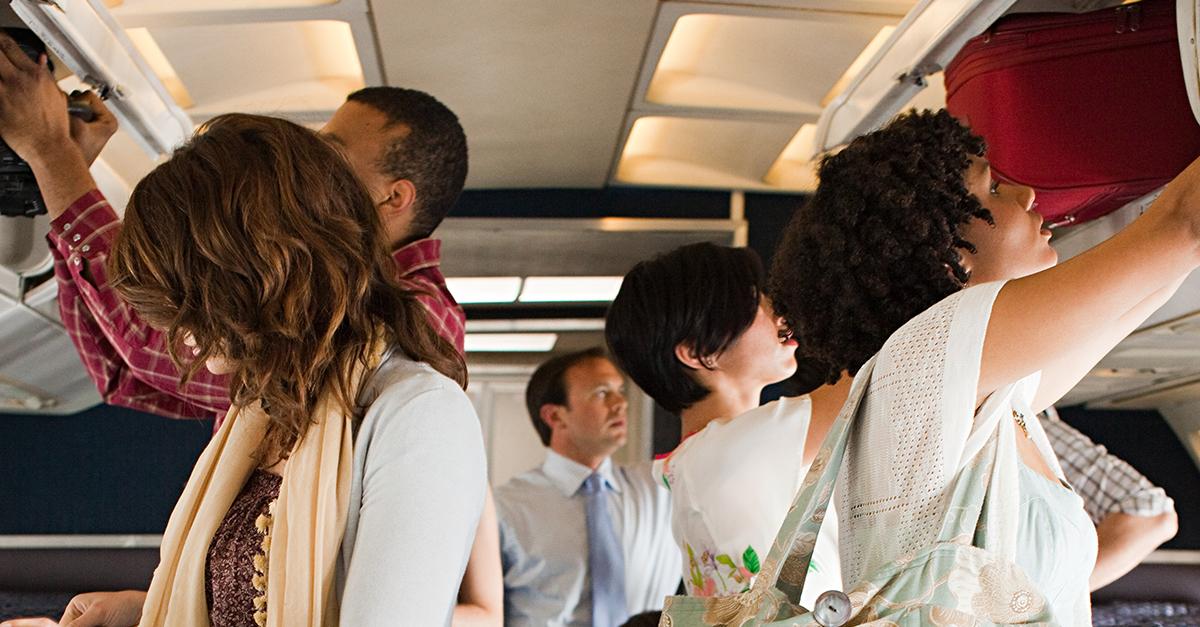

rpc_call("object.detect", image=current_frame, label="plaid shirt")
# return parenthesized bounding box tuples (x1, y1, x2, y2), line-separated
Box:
(1043, 408, 1175, 524)
(47, 189, 465, 423)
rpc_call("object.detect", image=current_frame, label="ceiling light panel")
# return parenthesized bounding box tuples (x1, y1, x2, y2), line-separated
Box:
(764, 123, 818, 188)
(617, 116, 802, 190)
(519, 277, 624, 303)
(465, 333, 559, 353)
(445, 277, 523, 304)
(640, 5, 899, 116)
(128, 20, 364, 122)
(110, 0, 337, 12)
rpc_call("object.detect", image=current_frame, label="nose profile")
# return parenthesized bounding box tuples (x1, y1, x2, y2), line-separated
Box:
(1019, 183, 1037, 213)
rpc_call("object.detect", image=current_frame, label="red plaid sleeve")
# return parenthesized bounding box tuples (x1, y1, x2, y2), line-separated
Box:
(47, 190, 231, 421)
(392, 239, 466, 355)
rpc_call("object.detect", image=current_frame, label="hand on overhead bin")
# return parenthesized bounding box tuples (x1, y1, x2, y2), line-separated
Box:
(0, 33, 75, 165)
(68, 90, 118, 166)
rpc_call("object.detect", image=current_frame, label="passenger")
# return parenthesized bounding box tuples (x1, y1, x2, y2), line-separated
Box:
(25, 85, 467, 422)
(1042, 407, 1178, 589)
(604, 242, 846, 607)
(495, 348, 678, 626)
(0, 34, 501, 627)
(28, 114, 483, 625)
(768, 109, 1200, 625)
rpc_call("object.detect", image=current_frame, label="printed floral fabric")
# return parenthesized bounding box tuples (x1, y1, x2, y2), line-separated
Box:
(685, 542, 763, 596)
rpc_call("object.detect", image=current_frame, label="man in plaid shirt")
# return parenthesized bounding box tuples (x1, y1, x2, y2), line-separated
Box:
(1044, 408, 1178, 590)
(12, 79, 466, 423)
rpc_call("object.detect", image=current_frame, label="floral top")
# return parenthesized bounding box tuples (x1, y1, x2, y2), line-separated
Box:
(651, 396, 841, 608)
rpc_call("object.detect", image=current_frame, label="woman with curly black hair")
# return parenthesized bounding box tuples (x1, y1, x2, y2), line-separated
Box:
(768, 109, 1200, 625)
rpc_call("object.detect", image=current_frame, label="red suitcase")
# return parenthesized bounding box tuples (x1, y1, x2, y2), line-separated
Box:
(944, 0, 1200, 227)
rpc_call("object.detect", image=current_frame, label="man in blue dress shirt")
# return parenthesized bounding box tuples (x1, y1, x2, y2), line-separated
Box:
(496, 347, 679, 626)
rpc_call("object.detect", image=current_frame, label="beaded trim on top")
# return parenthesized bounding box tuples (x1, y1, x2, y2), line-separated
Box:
(251, 499, 277, 627)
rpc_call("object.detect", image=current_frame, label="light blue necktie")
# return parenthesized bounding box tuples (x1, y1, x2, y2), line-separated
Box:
(581, 472, 628, 627)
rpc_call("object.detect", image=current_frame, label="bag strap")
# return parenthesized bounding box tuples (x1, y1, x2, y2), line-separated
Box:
(749, 357, 877, 608)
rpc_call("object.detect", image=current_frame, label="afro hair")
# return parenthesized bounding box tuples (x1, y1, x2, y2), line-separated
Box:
(768, 109, 993, 383)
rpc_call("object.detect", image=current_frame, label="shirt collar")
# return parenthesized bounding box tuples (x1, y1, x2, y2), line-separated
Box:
(390, 238, 443, 278)
(541, 449, 621, 498)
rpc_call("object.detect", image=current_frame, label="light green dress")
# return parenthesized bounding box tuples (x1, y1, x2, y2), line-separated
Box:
(1016, 464, 1098, 627)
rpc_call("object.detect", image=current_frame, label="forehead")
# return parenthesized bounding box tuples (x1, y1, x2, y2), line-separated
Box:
(965, 155, 991, 182)
(563, 357, 623, 392)
(320, 102, 409, 152)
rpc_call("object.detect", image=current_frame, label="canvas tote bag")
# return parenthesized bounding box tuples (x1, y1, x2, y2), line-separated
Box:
(658, 357, 1060, 627)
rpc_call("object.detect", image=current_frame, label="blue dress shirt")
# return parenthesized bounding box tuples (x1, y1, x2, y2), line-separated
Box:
(496, 450, 680, 626)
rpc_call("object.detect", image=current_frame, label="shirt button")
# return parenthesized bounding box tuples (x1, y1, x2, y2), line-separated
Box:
(81, 244, 91, 253)
(62, 222, 71, 231)
(813, 590, 852, 627)
(72, 233, 82, 243)
(73, 258, 81, 266)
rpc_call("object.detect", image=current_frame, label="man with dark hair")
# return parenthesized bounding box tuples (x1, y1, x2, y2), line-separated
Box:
(0, 58, 468, 419)
(495, 348, 678, 627)
(325, 86, 468, 247)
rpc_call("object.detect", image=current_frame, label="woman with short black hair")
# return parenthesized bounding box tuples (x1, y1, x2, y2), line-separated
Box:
(605, 242, 849, 607)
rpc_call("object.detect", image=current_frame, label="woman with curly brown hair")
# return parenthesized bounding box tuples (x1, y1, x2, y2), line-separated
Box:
(39, 113, 486, 627)
(769, 109, 1200, 625)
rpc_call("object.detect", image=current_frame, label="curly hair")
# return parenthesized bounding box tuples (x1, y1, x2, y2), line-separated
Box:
(768, 109, 992, 383)
(109, 114, 466, 460)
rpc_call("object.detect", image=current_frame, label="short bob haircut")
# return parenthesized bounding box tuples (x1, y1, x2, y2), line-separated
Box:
(605, 242, 764, 415)
(524, 347, 608, 446)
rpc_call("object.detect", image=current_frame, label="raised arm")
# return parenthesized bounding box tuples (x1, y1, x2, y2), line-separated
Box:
(0, 35, 230, 419)
(979, 156, 1200, 409)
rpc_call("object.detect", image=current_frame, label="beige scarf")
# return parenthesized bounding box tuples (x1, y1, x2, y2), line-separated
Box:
(138, 357, 377, 627)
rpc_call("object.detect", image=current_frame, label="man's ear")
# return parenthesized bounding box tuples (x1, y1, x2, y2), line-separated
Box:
(539, 403, 565, 432)
(378, 178, 418, 246)
(379, 178, 417, 218)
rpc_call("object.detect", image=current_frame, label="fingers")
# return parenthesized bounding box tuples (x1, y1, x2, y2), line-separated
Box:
(0, 33, 40, 81)
(59, 606, 105, 627)
(0, 618, 59, 627)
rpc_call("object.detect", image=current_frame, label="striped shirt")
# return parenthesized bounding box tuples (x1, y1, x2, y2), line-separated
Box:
(47, 189, 464, 425)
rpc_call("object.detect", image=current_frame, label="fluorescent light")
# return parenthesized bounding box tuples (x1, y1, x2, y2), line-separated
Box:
(466, 319, 607, 332)
(519, 277, 624, 303)
(820, 26, 896, 108)
(445, 277, 522, 304)
(464, 333, 558, 353)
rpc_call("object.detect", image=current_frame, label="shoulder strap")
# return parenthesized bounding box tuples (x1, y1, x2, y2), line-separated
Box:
(751, 357, 876, 606)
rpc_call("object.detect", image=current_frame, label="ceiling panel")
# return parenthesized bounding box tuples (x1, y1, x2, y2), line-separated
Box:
(141, 20, 364, 118)
(437, 217, 742, 278)
(642, 8, 899, 116)
(616, 116, 801, 190)
(368, 0, 659, 189)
